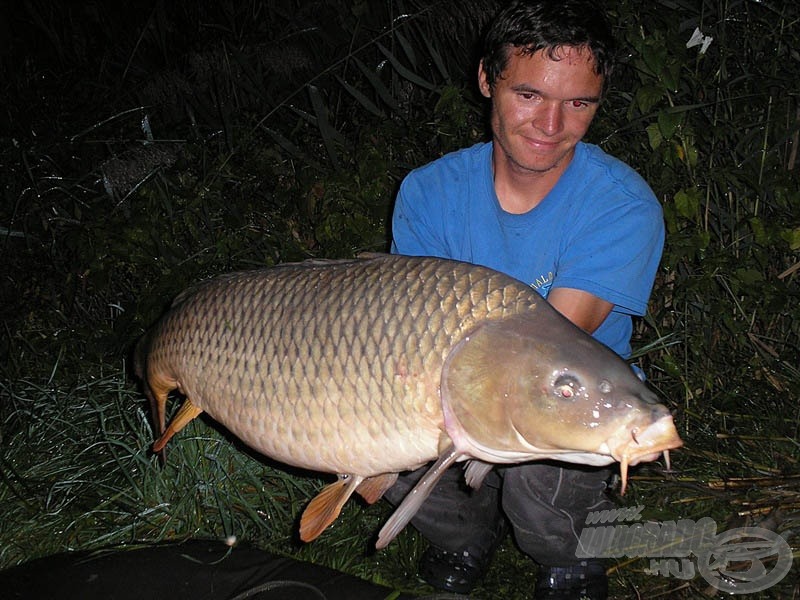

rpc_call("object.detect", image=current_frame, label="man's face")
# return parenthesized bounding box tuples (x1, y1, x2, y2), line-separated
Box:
(479, 45, 603, 177)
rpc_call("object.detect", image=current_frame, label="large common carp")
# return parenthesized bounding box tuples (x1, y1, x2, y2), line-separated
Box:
(135, 254, 682, 548)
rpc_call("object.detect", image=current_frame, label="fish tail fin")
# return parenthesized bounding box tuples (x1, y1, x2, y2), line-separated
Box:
(142, 382, 166, 461)
(299, 475, 363, 542)
(134, 334, 162, 446)
(134, 333, 174, 460)
(152, 397, 203, 453)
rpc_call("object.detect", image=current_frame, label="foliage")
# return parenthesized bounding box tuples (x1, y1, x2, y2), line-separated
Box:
(1, 0, 798, 598)
(602, 0, 800, 426)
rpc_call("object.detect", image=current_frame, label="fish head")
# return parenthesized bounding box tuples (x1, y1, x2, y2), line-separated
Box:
(441, 311, 682, 489)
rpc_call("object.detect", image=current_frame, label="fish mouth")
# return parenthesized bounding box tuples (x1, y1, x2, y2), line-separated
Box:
(609, 415, 683, 495)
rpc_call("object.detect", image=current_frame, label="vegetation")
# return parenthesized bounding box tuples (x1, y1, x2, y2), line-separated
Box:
(1, 0, 798, 598)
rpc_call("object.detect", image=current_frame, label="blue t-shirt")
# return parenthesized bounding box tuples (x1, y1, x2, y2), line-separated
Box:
(390, 141, 664, 358)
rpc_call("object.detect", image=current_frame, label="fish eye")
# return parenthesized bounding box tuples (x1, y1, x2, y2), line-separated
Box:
(599, 380, 612, 394)
(553, 374, 580, 400)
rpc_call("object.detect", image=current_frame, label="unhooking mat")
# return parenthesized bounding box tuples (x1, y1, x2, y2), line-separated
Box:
(0, 539, 426, 600)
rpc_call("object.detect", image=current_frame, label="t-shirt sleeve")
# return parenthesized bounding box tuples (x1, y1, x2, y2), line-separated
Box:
(552, 187, 665, 316)
(390, 171, 450, 257)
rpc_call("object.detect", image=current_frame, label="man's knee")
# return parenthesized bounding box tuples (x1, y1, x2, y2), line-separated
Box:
(501, 462, 615, 565)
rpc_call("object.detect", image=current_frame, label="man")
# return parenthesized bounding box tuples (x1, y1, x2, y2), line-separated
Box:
(385, 1, 664, 599)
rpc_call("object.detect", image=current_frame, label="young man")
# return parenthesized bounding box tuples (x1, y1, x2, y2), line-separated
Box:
(385, 1, 664, 599)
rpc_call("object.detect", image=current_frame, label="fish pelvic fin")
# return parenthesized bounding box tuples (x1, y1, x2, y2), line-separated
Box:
(375, 444, 461, 550)
(464, 460, 494, 490)
(300, 474, 363, 542)
(356, 473, 399, 505)
(152, 398, 203, 454)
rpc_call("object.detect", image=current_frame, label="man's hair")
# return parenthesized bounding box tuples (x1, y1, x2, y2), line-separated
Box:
(481, 0, 617, 96)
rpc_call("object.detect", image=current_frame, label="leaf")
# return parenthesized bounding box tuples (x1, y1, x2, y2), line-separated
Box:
(394, 31, 418, 69)
(674, 188, 700, 220)
(335, 75, 384, 117)
(308, 84, 342, 170)
(421, 33, 450, 83)
(749, 217, 768, 246)
(646, 122, 663, 150)
(260, 126, 324, 172)
(353, 57, 400, 110)
(662, 202, 678, 234)
(734, 268, 764, 287)
(657, 109, 683, 140)
(642, 41, 667, 77)
(377, 42, 436, 91)
(780, 227, 800, 250)
(662, 62, 682, 93)
(681, 140, 698, 168)
(636, 85, 665, 114)
(660, 354, 682, 379)
(695, 230, 710, 251)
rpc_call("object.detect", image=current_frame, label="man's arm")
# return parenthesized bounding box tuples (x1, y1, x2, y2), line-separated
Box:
(547, 287, 613, 334)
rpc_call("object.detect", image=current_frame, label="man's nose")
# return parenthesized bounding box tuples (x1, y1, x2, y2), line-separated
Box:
(536, 102, 564, 135)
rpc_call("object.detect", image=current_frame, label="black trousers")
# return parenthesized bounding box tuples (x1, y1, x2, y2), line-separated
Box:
(384, 460, 614, 567)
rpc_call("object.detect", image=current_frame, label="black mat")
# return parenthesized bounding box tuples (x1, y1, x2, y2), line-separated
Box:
(0, 539, 422, 600)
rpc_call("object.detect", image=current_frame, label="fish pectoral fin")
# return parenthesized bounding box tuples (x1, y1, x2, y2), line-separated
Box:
(299, 474, 363, 542)
(356, 473, 399, 505)
(152, 398, 203, 453)
(375, 444, 461, 550)
(464, 460, 494, 490)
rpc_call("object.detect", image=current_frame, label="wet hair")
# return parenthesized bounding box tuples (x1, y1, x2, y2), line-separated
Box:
(481, 0, 617, 96)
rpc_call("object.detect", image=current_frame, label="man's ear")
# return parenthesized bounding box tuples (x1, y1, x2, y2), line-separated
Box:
(478, 60, 492, 98)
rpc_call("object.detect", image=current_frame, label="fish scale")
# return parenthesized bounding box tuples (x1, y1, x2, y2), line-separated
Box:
(159, 259, 481, 471)
(136, 253, 682, 546)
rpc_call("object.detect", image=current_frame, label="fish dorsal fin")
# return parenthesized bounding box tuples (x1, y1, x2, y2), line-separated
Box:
(356, 473, 399, 504)
(375, 444, 461, 550)
(464, 460, 494, 490)
(299, 474, 363, 542)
